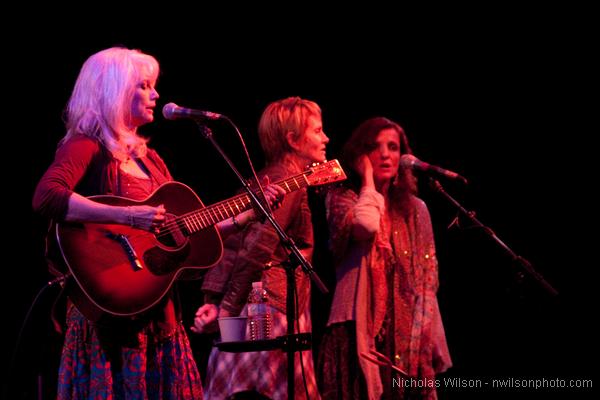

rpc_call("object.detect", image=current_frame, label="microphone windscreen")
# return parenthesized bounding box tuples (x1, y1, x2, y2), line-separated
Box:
(400, 154, 419, 168)
(162, 103, 178, 120)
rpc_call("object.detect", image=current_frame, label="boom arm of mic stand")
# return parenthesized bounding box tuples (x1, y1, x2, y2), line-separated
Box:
(428, 178, 558, 296)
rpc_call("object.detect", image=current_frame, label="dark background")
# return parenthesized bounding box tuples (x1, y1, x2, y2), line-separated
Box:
(7, 13, 594, 399)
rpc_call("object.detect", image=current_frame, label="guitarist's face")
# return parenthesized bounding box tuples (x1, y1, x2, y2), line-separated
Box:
(292, 115, 330, 165)
(130, 75, 159, 128)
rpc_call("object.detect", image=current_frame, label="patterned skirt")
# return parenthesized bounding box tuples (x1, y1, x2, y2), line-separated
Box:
(317, 322, 368, 400)
(57, 305, 203, 399)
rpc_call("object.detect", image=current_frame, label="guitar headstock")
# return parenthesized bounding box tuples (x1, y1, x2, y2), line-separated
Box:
(305, 159, 347, 186)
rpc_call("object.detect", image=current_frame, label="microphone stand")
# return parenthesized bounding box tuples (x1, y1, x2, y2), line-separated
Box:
(197, 123, 328, 399)
(428, 178, 558, 296)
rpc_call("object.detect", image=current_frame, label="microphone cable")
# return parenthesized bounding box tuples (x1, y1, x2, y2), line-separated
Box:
(3, 274, 69, 399)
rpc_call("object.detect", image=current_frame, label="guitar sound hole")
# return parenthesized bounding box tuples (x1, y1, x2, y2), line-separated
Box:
(155, 213, 188, 249)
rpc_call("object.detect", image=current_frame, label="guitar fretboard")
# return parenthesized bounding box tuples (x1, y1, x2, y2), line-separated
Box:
(177, 173, 310, 235)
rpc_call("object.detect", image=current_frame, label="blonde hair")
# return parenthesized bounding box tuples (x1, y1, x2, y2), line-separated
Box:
(62, 47, 159, 159)
(258, 96, 321, 164)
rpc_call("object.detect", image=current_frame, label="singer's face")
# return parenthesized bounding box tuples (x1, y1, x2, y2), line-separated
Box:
(293, 115, 329, 164)
(130, 76, 159, 128)
(368, 128, 401, 184)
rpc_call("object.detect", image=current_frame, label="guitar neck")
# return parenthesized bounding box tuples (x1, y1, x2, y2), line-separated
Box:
(179, 172, 310, 235)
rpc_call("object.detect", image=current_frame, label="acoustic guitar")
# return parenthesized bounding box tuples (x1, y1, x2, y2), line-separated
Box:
(52, 160, 346, 320)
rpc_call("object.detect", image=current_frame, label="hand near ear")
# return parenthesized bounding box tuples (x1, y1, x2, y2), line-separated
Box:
(355, 155, 375, 188)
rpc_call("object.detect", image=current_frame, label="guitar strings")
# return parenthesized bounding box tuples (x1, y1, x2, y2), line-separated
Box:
(152, 175, 306, 239)
(121, 172, 312, 243)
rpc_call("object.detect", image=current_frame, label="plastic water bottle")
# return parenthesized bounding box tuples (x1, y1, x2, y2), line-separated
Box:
(247, 281, 272, 340)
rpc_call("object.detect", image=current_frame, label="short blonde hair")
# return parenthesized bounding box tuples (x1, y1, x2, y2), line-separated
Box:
(258, 97, 321, 164)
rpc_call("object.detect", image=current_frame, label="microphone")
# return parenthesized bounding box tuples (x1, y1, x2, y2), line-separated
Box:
(162, 102, 223, 121)
(400, 154, 468, 184)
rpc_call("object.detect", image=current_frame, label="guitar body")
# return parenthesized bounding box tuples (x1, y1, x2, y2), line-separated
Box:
(55, 182, 223, 320)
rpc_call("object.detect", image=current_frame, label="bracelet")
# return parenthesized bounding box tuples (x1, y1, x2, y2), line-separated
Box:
(232, 215, 242, 230)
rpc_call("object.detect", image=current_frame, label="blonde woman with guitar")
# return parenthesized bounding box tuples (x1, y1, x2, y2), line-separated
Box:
(32, 47, 286, 399)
